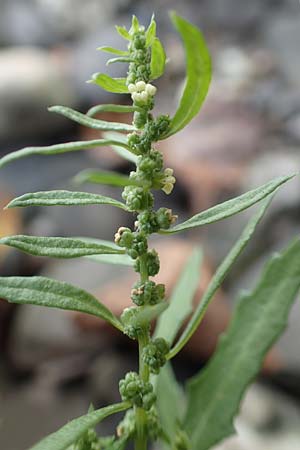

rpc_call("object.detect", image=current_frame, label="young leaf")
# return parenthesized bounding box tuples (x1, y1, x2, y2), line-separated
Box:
(162, 12, 212, 138)
(146, 15, 156, 47)
(168, 194, 274, 360)
(129, 302, 168, 327)
(73, 169, 141, 188)
(115, 25, 131, 40)
(90, 73, 129, 94)
(6, 190, 128, 210)
(49, 106, 135, 132)
(87, 104, 138, 117)
(106, 57, 134, 66)
(156, 363, 185, 448)
(184, 238, 300, 450)
(150, 37, 166, 81)
(0, 139, 131, 169)
(154, 248, 202, 345)
(129, 15, 140, 34)
(103, 131, 139, 164)
(98, 46, 129, 56)
(161, 174, 295, 234)
(29, 402, 130, 450)
(0, 235, 125, 259)
(0, 276, 123, 330)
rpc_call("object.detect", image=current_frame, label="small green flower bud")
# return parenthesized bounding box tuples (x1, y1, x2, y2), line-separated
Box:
(122, 186, 153, 211)
(137, 210, 159, 234)
(142, 338, 169, 374)
(127, 232, 148, 259)
(119, 372, 156, 410)
(114, 227, 134, 248)
(133, 34, 146, 49)
(156, 207, 177, 230)
(134, 249, 160, 276)
(146, 407, 162, 441)
(121, 307, 150, 339)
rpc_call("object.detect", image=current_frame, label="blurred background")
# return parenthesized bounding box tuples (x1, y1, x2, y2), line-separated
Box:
(0, 0, 300, 449)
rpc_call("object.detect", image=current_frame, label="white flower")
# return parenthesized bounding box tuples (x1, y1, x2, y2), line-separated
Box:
(128, 83, 137, 93)
(145, 83, 157, 96)
(135, 80, 146, 92)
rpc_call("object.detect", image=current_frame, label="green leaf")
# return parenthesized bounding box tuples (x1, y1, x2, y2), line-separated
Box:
(97, 46, 129, 56)
(86, 104, 138, 117)
(29, 402, 130, 450)
(129, 15, 140, 34)
(162, 175, 295, 234)
(89, 74, 129, 94)
(184, 238, 300, 450)
(156, 363, 185, 449)
(154, 248, 202, 345)
(73, 169, 141, 188)
(106, 57, 134, 66)
(6, 190, 128, 210)
(129, 302, 168, 327)
(0, 276, 123, 330)
(49, 106, 135, 132)
(76, 237, 134, 266)
(146, 15, 156, 47)
(163, 12, 212, 138)
(0, 235, 125, 259)
(0, 139, 131, 169)
(115, 25, 131, 41)
(168, 194, 274, 360)
(150, 37, 166, 80)
(103, 131, 138, 164)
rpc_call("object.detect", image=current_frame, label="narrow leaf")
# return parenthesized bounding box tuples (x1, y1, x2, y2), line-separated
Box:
(97, 46, 129, 56)
(162, 175, 295, 234)
(0, 276, 123, 330)
(168, 195, 274, 360)
(107, 57, 134, 65)
(0, 235, 125, 259)
(29, 402, 130, 450)
(87, 104, 138, 117)
(90, 73, 129, 94)
(163, 12, 212, 138)
(184, 238, 300, 450)
(49, 106, 135, 132)
(103, 131, 138, 164)
(0, 139, 130, 169)
(115, 25, 131, 41)
(154, 248, 202, 345)
(76, 237, 134, 267)
(150, 37, 166, 81)
(73, 169, 141, 188)
(146, 15, 156, 47)
(129, 15, 140, 34)
(129, 302, 168, 327)
(6, 190, 128, 210)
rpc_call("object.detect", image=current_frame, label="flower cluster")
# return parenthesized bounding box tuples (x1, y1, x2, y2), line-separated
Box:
(128, 80, 157, 106)
(142, 338, 169, 374)
(119, 372, 156, 410)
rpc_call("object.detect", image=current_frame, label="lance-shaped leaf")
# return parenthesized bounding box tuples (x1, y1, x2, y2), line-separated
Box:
(29, 401, 130, 450)
(76, 237, 134, 266)
(168, 194, 274, 360)
(98, 46, 129, 56)
(107, 57, 134, 65)
(162, 12, 211, 139)
(103, 131, 138, 164)
(127, 302, 168, 328)
(0, 235, 125, 259)
(49, 106, 135, 132)
(154, 248, 202, 345)
(0, 276, 123, 330)
(184, 238, 300, 450)
(73, 169, 141, 188)
(89, 74, 129, 94)
(161, 175, 295, 234)
(6, 190, 128, 210)
(87, 104, 138, 117)
(146, 14, 156, 47)
(0, 138, 131, 169)
(115, 25, 131, 40)
(150, 37, 166, 81)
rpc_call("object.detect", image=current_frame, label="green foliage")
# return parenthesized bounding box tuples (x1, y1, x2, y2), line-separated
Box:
(150, 38, 166, 80)
(6, 190, 128, 210)
(184, 238, 300, 450)
(98, 46, 129, 56)
(29, 402, 130, 450)
(0, 276, 122, 330)
(86, 104, 138, 117)
(89, 74, 129, 94)
(73, 169, 142, 188)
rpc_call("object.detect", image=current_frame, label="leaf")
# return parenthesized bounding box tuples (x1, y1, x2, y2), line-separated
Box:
(0, 276, 123, 330)
(150, 37, 166, 80)
(86, 104, 138, 117)
(49, 106, 135, 132)
(73, 169, 141, 188)
(168, 194, 274, 360)
(106, 57, 134, 66)
(154, 248, 202, 345)
(129, 302, 168, 327)
(162, 175, 295, 234)
(163, 12, 212, 138)
(129, 15, 140, 34)
(184, 238, 300, 450)
(156, 363, 185, 448)
(146, 15, 156, 47)
(76, 237, 134, 266)
(0, 235, 125, 259)
(97, 46, 129, 56)
(115, 25, 131, 40)
(103, 131, 138, 164)
(29, 402, 130, 450)
(0, 139, 131, 169)
(89, 74, 129, 94)
(6, 190, 128, 210)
